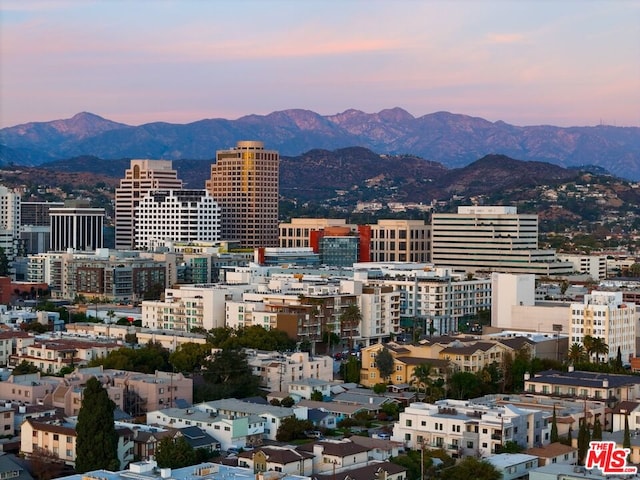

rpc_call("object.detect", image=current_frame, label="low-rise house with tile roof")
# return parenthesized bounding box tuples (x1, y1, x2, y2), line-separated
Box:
(0, 331, 33, 367)
(311, 461, 406, 480)
(0, 453, 34, 480)
(525, 442, 578, 466)
(296, 439, 371, 475)
(346, 435, 404, 461)
(438, 340, 511, 373)
(306, 408, 337, 430)
(611, 400, 640, 431)
(237, 446, 315, 476)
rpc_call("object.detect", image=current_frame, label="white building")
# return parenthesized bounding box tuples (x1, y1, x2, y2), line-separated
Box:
(115, 159, 183, 250)
(570, 291, 636, 363)
(49, 200, 104, 252)
(0, 185, 21, 262)
(431, 206, 573, 275)
(246, 350, 334, 392)
(135, 189, 220, 250)
(142, 283, 252, 331)
(392, 399, 549, 457)
(558, 254, 608, 281)
(369, 219, 430, 263)
(358, 284, 402, 344)
(368, 267, 491, 336)
(485, 453, 539, 480)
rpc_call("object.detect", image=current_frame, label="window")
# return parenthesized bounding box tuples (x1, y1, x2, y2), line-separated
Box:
(406, 420, 412, 427)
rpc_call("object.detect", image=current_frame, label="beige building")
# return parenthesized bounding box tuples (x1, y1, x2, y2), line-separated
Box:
(115, 159, 183, 250)
(279, 218, 356, 248)
(20, 419, 134, 469)
(0, 372, 60, 404)
(206, 141, 279, 248)
(369, 219, 430, 263)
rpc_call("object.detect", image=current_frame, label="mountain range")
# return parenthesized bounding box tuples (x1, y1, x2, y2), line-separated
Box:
(1, 108, 640, 179)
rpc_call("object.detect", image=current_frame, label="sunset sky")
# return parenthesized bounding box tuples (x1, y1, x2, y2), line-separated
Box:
(1, 0, 638, 128)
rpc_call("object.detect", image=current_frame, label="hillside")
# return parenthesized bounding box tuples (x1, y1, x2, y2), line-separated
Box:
(2, 109, 640, 179)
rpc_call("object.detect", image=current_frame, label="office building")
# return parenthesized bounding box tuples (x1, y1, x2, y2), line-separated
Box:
(115, 159, 182, 250)
(135, 189, 221, 250)
(431, 206, 573, 275)
(369, 219, 430, 263)
(206, 141, 279, 248)
(279, 218, 355, 248)
(49, 200, 104, 252)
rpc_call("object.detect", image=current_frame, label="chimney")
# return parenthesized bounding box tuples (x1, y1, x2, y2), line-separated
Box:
(369, 397, 374, 404)
(524, 373, 530, 381)
(603, 379, 609, 388)
(160, 467, 172, 479)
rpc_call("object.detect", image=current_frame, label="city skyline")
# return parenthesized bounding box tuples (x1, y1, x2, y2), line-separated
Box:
(1, 0, 638, 129)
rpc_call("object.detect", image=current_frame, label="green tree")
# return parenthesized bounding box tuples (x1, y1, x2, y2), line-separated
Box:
(373, 383, 388, 394)
(592, 416, 603, 441)
(196, 349, 260, 401)
(614, 347, 624, 372)
(441, 456, 501, 480)
(310, 390, 323, 401)
(75, 377, 119, 473)
(624, 413, 631, 449)
(590, 337, 609, 363)
(280, 396, 295, 407)
(276, 417, 313, 442)
(564, 426, 573, 446)
(340, 304, 362, 350)
(169, 342, 211, 373)
(155, 436, 197, 468)
(411, 363, 433, 401)
(376, 347, 394, 382)
(550, 405, 559, 443)
(568, 343, 587, 364)
(498, 440, 523, 453)
(12, 361, 39, 375)
(340, 356, 361, 383)
(448, 371, 482, 400)
(578, 419, 591, 465)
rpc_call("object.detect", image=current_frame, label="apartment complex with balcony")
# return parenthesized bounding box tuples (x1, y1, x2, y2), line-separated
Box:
(392, 399, 548, 457)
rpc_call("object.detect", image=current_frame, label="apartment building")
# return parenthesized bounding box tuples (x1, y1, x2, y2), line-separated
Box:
(142, 283, 252, 331)
(206, 141, 279, 248)
(392, 399, 548, 457)
(115, 159, 183, 250)
(9, 337, 120, 374)
(359, 285, 402, 344)
(360, 342, 451, 388)
(524, 368, 640, 404)
(431, 206, 573, 275)
(570, 291, 636, 363)
(246, 350, 334, 392)
(0, 330, 32, 366)
(135, 190, 221, 250)
(20, 419, 134, 469)
(0, 372, 59, 404)
(369, 268, 492, 336)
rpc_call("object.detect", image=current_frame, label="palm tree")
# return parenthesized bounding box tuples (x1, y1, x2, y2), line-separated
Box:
(568, 343, 587, 364)
(590, 337, 609, 363)
(583, 335, 595, 360)
(411, 363, 433, 401)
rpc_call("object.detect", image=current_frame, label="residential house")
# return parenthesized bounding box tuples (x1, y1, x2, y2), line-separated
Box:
(236, 446, 315, 476)
(312, 461, 407, 480)
(288, 379, 332, 401)
(525, 442, 578, 466)
(296, 439, 371, 475)
(485, 453, 539, 480)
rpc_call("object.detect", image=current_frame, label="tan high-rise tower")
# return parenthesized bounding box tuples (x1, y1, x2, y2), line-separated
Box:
(115, 160, 182, 250)
(206, 141, 279, 247)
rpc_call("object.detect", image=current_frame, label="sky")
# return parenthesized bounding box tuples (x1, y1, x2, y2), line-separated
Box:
(1, 0, 639, 128)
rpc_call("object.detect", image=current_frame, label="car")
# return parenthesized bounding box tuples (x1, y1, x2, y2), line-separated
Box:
(305, 430, 323, 439)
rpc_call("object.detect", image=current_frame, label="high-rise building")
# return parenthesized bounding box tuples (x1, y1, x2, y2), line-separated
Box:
(0, 185, 21, 261)
(431, 206, 573, 275)
(49, 200, 105, 252)
(20, 201, 64, 254)
(115, 160, 182, 250)
(206, 141, 279, 248)
(369, 219, 430, 263)
(134, 189, 221, 250)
